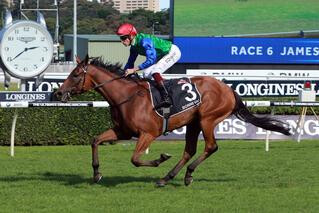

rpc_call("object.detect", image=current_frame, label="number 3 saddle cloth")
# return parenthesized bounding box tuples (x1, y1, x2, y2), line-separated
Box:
(148, 77, 202, 117)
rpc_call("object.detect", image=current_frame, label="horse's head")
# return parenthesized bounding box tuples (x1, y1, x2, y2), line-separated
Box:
(55, 55, 91, 102)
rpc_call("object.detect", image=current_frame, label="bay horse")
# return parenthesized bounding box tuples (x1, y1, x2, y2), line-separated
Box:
(56, 55, 291, 187)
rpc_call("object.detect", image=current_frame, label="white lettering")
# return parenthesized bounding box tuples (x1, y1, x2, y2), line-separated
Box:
(232, 119, 246, 134)
(231, 46, 238, 55)
(280, 46, 319, 56)
(173, 127, 186, 135)
(231, 46, 263, 55)
(236, 83, 248, 96)
(216, 119, 233, 134)
(304, 120, 319, 136)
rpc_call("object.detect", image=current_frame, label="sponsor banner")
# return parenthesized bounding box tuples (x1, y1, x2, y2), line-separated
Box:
(0, 91, 53, 102)
(186, 69, 319, 80)
(224, 80, 318, 97)
(174, 37, 319, 64)
(158, 115, 319, 140)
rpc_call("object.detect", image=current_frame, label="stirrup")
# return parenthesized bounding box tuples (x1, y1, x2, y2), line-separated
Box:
(162, 98, 172, 107)
(155, 99, 172, 109)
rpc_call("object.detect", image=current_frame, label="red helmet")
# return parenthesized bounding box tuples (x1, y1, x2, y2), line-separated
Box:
(116, 23, 137, 37)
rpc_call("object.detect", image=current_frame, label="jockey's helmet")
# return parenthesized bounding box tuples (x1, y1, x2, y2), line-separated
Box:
(116, 23, 137, 37)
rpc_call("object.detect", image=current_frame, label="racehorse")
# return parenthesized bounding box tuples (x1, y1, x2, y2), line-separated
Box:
(56, 55, 291, 187)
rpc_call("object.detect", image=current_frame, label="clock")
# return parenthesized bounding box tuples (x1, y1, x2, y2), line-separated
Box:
(0, 13, 54, 79)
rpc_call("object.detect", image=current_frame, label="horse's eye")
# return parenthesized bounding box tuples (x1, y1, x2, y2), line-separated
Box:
(73, 70, 81, 78)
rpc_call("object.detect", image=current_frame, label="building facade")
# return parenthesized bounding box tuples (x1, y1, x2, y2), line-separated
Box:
(88, 0, 160, 13)
(63, 34, 146, 65)
(112, 0, 159, 13)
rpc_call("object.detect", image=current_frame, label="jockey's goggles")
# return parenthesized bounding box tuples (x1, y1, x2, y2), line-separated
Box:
(120, 35, 130, 41)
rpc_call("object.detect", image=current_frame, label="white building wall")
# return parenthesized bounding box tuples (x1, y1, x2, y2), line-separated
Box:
(89, 0, 160, 13)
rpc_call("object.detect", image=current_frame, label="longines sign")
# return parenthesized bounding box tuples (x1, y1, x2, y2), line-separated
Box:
(26, 78, 317, 97)
(0, 91, 53, 102)
(224, 80, 316, 97)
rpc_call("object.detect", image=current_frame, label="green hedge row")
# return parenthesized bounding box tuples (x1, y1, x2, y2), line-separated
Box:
(0, 92, 317, 145)
(0, 91, 113, 146)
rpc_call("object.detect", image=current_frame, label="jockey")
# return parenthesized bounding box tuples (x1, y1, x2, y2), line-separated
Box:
(116, 23, 181, 107)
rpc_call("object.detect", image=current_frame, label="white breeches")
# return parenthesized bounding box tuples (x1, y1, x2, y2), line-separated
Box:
(142, 44, 181, 79)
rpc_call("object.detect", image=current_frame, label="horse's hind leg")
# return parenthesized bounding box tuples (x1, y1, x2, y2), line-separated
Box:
(131, 133, 171, 167)
(156, 119, 201, 187)
(184, 118, 219, 186)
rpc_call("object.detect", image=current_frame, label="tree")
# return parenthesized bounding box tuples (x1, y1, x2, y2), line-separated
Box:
(0, 1, 8, 28)
(0, 0, 8, 11)
(2, 0, 170, 43)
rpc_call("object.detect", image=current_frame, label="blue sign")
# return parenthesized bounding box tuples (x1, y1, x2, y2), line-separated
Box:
(173, 37, 319, 64)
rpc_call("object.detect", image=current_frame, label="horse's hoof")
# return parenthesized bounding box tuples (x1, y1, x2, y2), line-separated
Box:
(184, 176, 193, 186)
(161, 153, 172, 161)
(93, 173, 102, 183)
(155, 179, 166, 187)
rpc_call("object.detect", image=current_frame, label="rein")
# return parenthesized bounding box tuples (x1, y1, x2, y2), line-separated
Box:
(92, 75, 125, 90)
(80, 65, 145, 107)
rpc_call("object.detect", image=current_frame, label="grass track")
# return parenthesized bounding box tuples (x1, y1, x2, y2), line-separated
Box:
(0, 140, 319, 212)
(174, 0, 319, 36)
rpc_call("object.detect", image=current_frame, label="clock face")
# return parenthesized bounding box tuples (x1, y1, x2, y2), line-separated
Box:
(0, 21, 54, 79)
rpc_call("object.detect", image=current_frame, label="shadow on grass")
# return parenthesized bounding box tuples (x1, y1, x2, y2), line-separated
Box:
(0, 172, 158, 187)
(0, 172, 237, 187)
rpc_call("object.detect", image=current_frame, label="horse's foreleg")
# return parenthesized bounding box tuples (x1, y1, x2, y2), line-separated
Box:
(91, 129, 118, 183)
(156, 120, 201, 187)
(131, 133, 170, 167)
(184, 119, 219, 186)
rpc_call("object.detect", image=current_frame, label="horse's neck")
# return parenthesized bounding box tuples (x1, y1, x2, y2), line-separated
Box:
(92, 70, 136, 105)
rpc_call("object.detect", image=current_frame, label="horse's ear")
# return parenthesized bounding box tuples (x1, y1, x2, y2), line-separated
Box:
(76, 55, 81, 64)
(84, 54, 89, 65)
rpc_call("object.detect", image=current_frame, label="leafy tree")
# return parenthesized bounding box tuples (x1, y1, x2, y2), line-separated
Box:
(0, 1, 8, 28)
(4, 0, 170, 43)
(0, 0, 8, 12)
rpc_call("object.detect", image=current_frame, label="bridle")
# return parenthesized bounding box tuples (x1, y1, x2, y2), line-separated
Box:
(78, 63, 125, 91)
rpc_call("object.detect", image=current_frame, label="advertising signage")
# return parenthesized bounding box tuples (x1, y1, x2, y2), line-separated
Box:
(158, 115, 319, 140)
(174, 37, 319, 64)
(173, 0, 319, 37)
(172, 0, 319, 64)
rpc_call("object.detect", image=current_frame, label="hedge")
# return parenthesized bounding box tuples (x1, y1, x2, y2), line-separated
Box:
(0, 91, 113, 146)
(0, 92, 317, 145)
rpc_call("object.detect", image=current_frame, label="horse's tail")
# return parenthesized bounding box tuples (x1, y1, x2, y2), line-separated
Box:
(231, 90, 291, 136)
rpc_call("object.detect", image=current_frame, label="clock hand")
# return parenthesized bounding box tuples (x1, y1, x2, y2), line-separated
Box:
(11, 46, 40, 61)
(12, 48, 28, 61)
(27, 46, 39, 50)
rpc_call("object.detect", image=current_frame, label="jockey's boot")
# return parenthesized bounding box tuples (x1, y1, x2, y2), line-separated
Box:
(157, 81, 172, 108)
(152, 73, 172, 108)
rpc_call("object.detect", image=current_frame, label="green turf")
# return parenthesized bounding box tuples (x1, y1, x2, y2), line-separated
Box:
(0, 140, 318, 212)
(0, 83, 19, 91)
(174, 0, 319, 36)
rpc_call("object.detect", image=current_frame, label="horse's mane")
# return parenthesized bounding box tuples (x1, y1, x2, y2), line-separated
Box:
(89, 57, 146, 82)
(89, 57, 125, 76)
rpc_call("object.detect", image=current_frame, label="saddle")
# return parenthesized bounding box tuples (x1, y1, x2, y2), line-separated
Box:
(148, 77, 201, 117)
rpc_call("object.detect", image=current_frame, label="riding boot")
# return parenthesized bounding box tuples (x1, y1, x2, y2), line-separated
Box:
(157, 81, 172, 108)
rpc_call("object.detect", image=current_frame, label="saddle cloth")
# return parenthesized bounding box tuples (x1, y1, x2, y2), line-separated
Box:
(148, 78, 201, 117)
